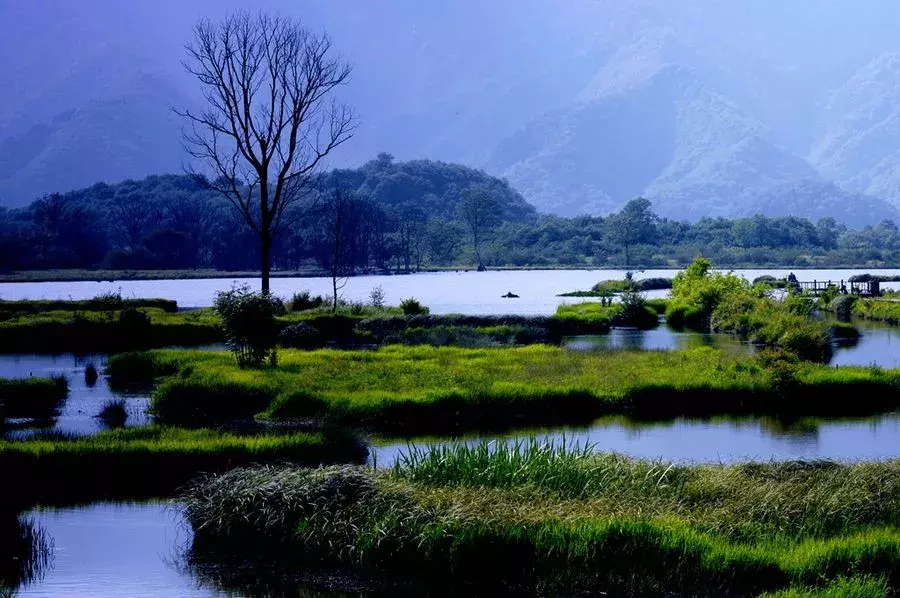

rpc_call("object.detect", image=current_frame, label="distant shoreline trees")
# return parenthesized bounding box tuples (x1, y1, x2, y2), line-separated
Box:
(4, 160, 900, 273)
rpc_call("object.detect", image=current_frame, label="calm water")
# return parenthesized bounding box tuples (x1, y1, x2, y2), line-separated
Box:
(0, 354, 150, 436)
(4, 269, 900, 313)
(14, 503, 369, 597)
(4, 270, 900, 595)
(372, 412, 900, 466)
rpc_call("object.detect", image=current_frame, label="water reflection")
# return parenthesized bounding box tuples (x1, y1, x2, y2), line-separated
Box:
(0, 515, 53, 594)
(564, 327, 752, 354)
(372, 412, 900, 466)
(0, 353, 149, 438)
(566, 320, 900, 369)
(12, 503, 377, 597)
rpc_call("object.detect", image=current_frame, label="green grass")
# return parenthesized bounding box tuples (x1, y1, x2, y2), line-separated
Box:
(184, 445, 900, 595)
(0, 297, 177, 314)
(761, 576, 890, 597)
(0, 307, 223, 352)
(0, 426, 367, 508)
(0, 304, 624, 353)
(556, 301, 660, 329)
(108, 346, 900, 434)
(852, 298, 900, 326)
(0, 376, 68, 421)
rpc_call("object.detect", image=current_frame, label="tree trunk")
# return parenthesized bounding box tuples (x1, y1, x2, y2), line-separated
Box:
(332, 269, 338, 312)
(260, 234, 272, 294)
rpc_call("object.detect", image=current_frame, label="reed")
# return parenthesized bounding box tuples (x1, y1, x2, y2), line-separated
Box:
(183, 444, 900, 595)
(0, 426, 367, 508)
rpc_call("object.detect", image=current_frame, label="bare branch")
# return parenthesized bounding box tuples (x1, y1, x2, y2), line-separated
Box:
(177, 11, 355, 292)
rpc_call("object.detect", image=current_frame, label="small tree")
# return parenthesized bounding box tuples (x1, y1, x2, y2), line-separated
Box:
(457, 188, 500, 270)
(606, 197, 658, 267)
(214, 284, 284, 367)
(323, 185, 359, 312)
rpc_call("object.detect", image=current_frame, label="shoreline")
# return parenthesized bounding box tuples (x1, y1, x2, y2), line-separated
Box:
(4, 264, 900, 283)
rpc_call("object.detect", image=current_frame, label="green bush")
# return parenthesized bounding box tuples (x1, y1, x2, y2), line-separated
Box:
(829, 295, 858, 321)
(214, 285, 283, 368)
(288, 291, 326, 312)
(665, 257, 748, 330)
(400, 298, 430, 316)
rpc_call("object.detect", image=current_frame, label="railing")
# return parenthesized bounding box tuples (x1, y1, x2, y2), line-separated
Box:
(793, 280, 880, 296)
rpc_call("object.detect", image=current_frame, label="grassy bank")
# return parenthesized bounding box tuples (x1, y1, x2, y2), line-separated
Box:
(0, 307, 223, 352)
(0, 297, 177, 314)
(0, 427, 367, 509)
(107, 346, 900, 434)
(184, 443, 900, 595)
(0, 300, 630, 353)
(0, 376, 68, 422)
(559, 277, 673, 297)
(847, 298, 900, 326)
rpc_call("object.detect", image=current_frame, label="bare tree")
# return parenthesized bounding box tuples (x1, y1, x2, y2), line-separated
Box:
(457, 187, 500, 271)
(177, 12, 354, 293)
(323, 185, 358, 312)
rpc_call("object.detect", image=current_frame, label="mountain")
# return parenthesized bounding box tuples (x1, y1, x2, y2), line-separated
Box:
(3, 0, 900, 226)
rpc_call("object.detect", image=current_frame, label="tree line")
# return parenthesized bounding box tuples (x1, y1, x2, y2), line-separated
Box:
(3, 160, 900, 273)
(4, 11, 900, 278)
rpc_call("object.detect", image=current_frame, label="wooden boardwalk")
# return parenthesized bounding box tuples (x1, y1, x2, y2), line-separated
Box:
(793, 280, 880, 297)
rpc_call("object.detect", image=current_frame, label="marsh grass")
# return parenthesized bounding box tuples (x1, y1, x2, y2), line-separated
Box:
(0, 427, 367, 508)
(0, 296, 177, 315)
(852, 298, 900, 326)
(109, 346, 900, 433)
(95, 399, 127, 428)
(0, 376, 68, 421)
(83, 363, 99, 386)
(0, 307, 222, 352)
(184, 445, 900, 595)
(0, 514, 52, 593)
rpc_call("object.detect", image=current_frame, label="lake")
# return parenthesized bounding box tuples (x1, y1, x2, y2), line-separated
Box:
(3, 268, 900, 313)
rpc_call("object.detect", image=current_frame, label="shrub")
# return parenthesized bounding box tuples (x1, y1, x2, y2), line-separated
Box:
(289, 291, 325, 312)
(666, 257, 747, 330)
(400, 298, 430, 316)
(617, 288, 659, 329)
(214, 285, 282, 368)
(118, 307, 151, 333)
(279, 323, 321, 349)
(369, 286, 386, 308)
(830, 295, 858, 321)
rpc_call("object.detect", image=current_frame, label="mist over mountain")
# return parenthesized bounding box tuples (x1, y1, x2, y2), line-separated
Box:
(3, 0, 900, 226)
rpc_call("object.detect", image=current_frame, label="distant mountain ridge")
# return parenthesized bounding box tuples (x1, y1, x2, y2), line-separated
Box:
(3, 0, 900, 227)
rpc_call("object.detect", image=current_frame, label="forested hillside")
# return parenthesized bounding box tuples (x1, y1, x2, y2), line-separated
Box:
(6, 1, 900, 223)
(4, 158, 900, 272)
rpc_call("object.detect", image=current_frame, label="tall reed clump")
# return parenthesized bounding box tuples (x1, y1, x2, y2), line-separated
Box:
(95, 399, 128, 428)
(183, 444, 900, 595)
(0, 514, 53, 592)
